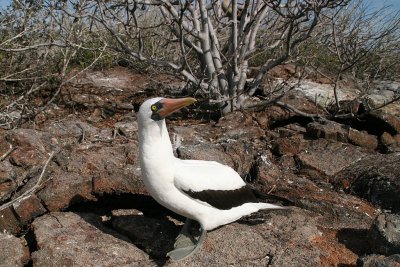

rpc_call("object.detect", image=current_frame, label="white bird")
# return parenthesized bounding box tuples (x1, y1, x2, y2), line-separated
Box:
(138, 97, 283, 260)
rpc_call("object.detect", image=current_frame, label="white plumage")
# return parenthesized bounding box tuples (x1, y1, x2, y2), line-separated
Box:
(138, 97, 282, 259)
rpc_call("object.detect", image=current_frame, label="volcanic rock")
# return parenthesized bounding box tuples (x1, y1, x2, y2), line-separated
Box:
(0, 233, 29, 267)
(31, 212, 151, 266)
(336, 153, 400, 212)
(369, 213, 400, 256)
(359, 254, 400, 267)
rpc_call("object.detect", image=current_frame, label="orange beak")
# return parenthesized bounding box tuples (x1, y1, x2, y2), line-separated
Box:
(158, 97, 196, 118)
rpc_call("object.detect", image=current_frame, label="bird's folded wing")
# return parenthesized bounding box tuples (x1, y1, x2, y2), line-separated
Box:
(174, 160, 246, 192)
(174, 160, 258, 210)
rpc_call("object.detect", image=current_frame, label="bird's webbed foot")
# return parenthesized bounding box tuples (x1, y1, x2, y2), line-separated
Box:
(167, 219, 207, 261)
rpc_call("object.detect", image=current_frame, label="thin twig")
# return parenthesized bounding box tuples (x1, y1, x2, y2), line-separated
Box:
(276, 101, 324, 120)
(333, 94, 400, 119)
(0, 151, 55, 211)
(267, 185, 276, 194)
(369, 94, 400, 112)
(0, 144, 15, 162)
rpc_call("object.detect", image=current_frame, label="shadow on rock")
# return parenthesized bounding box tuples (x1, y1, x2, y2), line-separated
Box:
(111, 212, 180, 261)
(336, 228, 370, 256)
(67, 193, 184, 265)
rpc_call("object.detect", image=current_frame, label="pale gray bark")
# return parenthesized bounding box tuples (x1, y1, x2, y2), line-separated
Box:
(0, 0, 356, 117)
(88, 0, 349, 113)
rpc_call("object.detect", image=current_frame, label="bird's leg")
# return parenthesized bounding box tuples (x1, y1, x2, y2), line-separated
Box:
(167, 221, 207, 261)
(173, 218, 196, 249)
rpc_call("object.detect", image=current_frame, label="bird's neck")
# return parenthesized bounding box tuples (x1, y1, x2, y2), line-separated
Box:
(138, 119, 174, 162)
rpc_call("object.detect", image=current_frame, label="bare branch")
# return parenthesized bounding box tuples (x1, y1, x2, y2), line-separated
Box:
(0, 151, 55, 212)
(0, 144, 15, 162)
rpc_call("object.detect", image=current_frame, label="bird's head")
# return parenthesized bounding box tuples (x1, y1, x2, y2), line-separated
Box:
(138, 97, 196, 124)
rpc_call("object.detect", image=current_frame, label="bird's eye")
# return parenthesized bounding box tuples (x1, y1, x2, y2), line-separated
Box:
(151, 105, 158, 111)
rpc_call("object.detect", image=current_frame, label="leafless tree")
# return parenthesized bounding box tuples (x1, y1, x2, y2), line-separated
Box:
(89, 0, 347, 113)
(0, 0, 107, 128)
(3, 0, 398, 122)
(314, 0, 400, 110)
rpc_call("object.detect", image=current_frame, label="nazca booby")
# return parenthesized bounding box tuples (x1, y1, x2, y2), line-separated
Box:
(138, 97, 282, 260)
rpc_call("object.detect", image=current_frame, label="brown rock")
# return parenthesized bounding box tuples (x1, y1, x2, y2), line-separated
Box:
(380, 132, 395, 146)
(256, 152, 376, 231)
(394, 134, 400, 145)
(311, 228, 360, 267)
(369, 213, 400, 255)
(268, 63, 298, 79)
(0, 207, 21, 234)
(6, 129, 47, 152)
(222, 140, 256, 177)
(0, 136, 10, 156)
(32, 212, 151, 266)
(70, 93, 106, 108)
(216, 111, 255, 129)
(91, 145, 145, 195)
(171, 125, 201, 143)
(176, 130, 257, 177)
(55, 143, 145, 196)
(223, 125, 265, 140)
(255, 92, 319, 129)
(256, 152, 282, 184)
(272, 136, 308, 156)
(87, 108, 103, 122)
(34, 112, 47, 124)
(46, 120, 97, 138)
(264, 172, 376, 230)
(0, 233, 30, 267)
(254, 112, 269, 129)
(37, 171, 95, 211)
(295, 139, 369, 180)
(44, 120, 100, 145)
(264, 130, 281, 141)
(281, 91, 322, 115)
(9, 147, 45, 168)
(0, 160, 17, 201)
(170, 123, 213, 158)
(274, 123, 307, 137)
(0, 180, 14, 201)
(261, 106, 290, 127)
(267, 212, 361, 267)
(178, 142, 233, 168)
(329, 99, 362, 115)
(5, 129, 58, 170)
(13, 194, 47, 224)
(171, 208, 358, 267)
(307, 121, 348, 142)
(348, 128, 378, 150)
(168, 221, 278, 266)
(360, 254, 400, 267)
(115, 121, 138, 138)
(279, 155, 297, 172)
(336, 153, 400, 212)
(216, 111, 264, 139)
(308, 120, 380, 150)
(93, 167, 145, 195)
(125, 142, 140, 165)
(383, 114, 400, 134)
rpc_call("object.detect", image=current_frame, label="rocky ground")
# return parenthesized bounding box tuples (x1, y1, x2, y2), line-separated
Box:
(0, 67, 399, 266)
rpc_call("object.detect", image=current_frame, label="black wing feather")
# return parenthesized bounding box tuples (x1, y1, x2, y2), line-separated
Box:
(183, 185, 258, 210)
